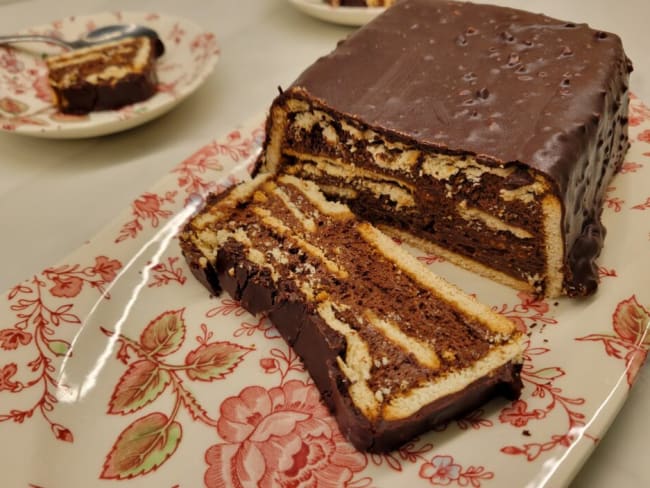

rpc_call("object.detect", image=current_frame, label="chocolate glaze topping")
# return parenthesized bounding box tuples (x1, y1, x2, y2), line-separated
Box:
(285, 0, 632, 295)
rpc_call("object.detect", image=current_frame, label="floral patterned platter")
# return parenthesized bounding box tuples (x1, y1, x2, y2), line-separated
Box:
(1, 96, 649, 487)
(0, 11, 219, 138)
(288, 0, 387, 26)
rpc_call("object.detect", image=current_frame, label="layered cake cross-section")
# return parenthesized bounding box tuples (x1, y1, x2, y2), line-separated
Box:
(180, 173, 525, 452)
(326, 0, 396, 7)
(46, 35, 161, 114)
(257, 0, 633, 297)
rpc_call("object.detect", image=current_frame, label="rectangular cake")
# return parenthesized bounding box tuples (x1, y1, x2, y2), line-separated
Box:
(256, 0, 633, 297)
(46, 35, 159, 114)
(180, 173, 524, 452)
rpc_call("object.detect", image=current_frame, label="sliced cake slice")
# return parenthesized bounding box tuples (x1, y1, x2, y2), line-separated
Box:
(256, 0, 632, 297)
(180, 173, 524, 452)
(46, 35, 159, 114)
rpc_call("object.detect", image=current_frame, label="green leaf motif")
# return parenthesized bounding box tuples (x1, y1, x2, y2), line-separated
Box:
(184, 341, 251, 382)
(139, 309, 186, 357)
(47, 339, 71, 357)
(101, 412, 181, 480)
(109, 360, 171, 414)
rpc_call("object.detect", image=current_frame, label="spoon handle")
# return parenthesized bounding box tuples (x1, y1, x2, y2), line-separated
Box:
(0, 34, 71, 49)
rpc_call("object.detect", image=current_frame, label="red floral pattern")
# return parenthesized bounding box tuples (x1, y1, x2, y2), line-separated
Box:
(172, 128, 263, 201)
(0, 11, 219, 135)
(617, 161, 644, 173)
(0, 327, 32, 350)
(205, 380, 367, 488)
(44, 255, 122, 297)
(0, 47, 50, 129)
(0, 363, 19, 392)
(628, 94, 650, 126)
(637, 129, 650, 143)
(234, 315, 282, 340)
(492, 291, 557, 333)
(368, 441, 433, 472)
(205, 298, 248, 318)
(259, 347, 306, 382)
(0, 47, 24, 74)
(495, 293, 594, 461)
(418, 253, 445, 265)
(631, 196, 650, 210)
(148, 256, 187, 288)
(604, 186, 625, 212)
(115, 191, 178, 243)
(598, 266, 618, 280)
(31, 75, 53, 104)
(115, 127, 263, 244)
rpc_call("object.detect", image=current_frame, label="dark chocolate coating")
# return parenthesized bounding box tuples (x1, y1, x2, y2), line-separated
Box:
(332, 0, 375, 6)
(179, 236, 523, 452)
(283, 0, 632, 295)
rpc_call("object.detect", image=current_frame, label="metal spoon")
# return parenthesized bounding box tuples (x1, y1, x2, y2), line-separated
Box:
(0, 24, 165, 56)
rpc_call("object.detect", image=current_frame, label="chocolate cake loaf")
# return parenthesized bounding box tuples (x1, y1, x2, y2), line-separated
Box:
(46, 36, 160, 114)
(180, 173, 524, 452)
(257, 0, 632, 297)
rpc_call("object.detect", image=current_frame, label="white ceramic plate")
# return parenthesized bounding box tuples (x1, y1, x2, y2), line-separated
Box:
(0, 11, 219, 138)
(288, 0, 387, 26)
(0, 100, 649, 486)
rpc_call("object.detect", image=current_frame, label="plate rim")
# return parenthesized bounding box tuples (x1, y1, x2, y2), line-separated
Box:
(288, 0, 387, 26)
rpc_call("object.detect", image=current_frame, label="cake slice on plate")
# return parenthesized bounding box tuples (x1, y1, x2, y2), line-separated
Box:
(180, 173, 525, 452)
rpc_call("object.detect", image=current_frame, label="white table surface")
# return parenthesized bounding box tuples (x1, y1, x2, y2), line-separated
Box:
(0, 0, 647, 486)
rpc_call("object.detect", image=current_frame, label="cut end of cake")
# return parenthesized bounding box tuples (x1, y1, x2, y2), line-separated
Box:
(180, 173, 525, 452)
(180, 0, 634, 454)
(46, 35, 160, 114)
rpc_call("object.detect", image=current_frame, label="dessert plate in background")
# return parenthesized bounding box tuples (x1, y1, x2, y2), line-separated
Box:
(0, 11, 219, 138)
(0, 98, 649, 487)
(288, 0, 388, 26)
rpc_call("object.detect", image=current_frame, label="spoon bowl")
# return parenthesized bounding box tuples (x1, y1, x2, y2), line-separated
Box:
(0, 24, 164, 56)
